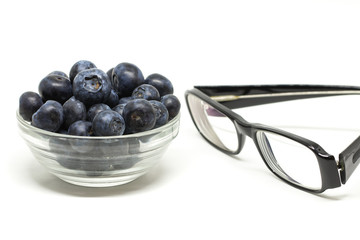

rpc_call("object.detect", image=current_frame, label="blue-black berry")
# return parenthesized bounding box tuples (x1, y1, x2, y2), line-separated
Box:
(63, 96, 87, 129)
(19, 91, 43, 121)
(105, 89, 120, 108)
(119, 96, 133, 104)
(68, 120, 93, 136)
(106, 68, 114, 82)
(87, 103, 111, 122)
(73, 68, 111, 107)
(145, 73, 173, 96)
(32, 100, 64, 132)
(93, 110, 126, 136)
(111, 62, 144, 98)
(48, 71, 68, 78)
(122, 99, 156, 133)
(69, 60, 96, 83)
(112, 103, 126, 116)
(149, 100, 169, 128)
(38, 74, 72, 104)
(161, 94, 180, 120)
(132, 84, 160, 101)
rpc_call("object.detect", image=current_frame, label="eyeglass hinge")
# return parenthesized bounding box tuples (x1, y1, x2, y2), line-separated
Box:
(338, 136, 360, 184)
(337, 159, 345, 171)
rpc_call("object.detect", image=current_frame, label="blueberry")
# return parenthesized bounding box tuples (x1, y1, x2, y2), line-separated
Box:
(149, 100, 169, 128)
(93, 110, 125, 136)
(111, 62, 144, 98)
(119, 96, 133, 104)
(57, 128, 69, 135)
(32, 100, 64, 132)
(122, 99, 156, 133)
(56, 149, 88, 171)
(62, 97, 87, 129)
(112, 158, 137, 170)
(19, 91, 43, 121)
(67, 121, 94, 153)
(161, 94, 181, 120)
(38, 75, 73, 104)
(50, 138, 82, 170)
(57, 156, 82, 170)
(145, 73, 173, 96)
(132, 84, 160, 101)
(105, 89, 119, 108)
(106, 68, 114, 81)
(112, 103, 126, 116)
(73, 68, 111, 107)
(68, 120, 93, 136)
(87, 103, 111, 122)
(69, 60, 96, 82)
(48, 71, 68, 78)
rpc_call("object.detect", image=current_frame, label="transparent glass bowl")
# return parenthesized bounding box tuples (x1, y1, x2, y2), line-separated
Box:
(17, 110, 180, 187)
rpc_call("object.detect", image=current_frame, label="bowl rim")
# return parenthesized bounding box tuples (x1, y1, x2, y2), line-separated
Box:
(17, 109, 180, 140)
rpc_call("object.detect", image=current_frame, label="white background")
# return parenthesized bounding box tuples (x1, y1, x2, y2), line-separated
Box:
(2, 0, 360, 239)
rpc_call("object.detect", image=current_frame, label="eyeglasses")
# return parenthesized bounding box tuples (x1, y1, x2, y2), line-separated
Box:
(185, 85, 360, 193)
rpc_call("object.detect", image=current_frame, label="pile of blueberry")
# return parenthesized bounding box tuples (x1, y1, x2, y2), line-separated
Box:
(19, 60, 181, 136)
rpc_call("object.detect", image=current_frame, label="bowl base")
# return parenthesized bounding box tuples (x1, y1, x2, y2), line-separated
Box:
(53, 172, 146, 187)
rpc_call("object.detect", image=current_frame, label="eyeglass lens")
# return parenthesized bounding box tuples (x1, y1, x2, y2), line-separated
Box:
(256, 131, 322, 190)
(187, 94, 239, 152)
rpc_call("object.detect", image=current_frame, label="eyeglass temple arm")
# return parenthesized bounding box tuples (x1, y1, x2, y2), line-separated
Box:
(194, 85, 360, 109)
(339, 136, 360, 184)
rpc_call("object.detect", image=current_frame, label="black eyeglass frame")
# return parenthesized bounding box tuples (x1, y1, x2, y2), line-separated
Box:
(185, 85, 360, 193)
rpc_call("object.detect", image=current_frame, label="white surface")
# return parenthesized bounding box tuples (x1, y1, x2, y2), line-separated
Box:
(2, 0, 360, 239)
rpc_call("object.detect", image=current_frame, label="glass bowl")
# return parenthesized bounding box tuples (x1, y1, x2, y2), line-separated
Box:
(17, 110, 180, 187)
